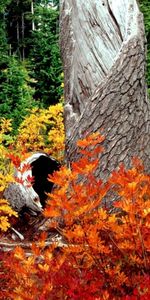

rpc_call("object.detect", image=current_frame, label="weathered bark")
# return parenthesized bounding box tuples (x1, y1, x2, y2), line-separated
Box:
(60, 0, 150, 179)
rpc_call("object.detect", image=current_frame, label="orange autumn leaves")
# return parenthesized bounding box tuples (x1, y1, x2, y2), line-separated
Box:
(44, 133, 108, 222)
(1, 132, 150, 300)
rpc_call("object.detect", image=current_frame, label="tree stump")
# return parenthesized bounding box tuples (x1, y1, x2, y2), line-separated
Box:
(60, 0, 150, 180)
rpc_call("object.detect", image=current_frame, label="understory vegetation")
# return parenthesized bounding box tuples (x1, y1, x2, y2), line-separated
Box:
(0, 132, 150, 299)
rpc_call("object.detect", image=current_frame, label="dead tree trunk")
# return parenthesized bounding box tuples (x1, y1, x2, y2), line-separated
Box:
(60, 0, 150, 180)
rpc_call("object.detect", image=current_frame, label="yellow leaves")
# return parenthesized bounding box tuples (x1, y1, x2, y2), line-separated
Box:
(143, 207, 150, 217)
(98, 207, 108, 221)
(0, 104, 65, 232)
(0, 129, 15, 233)
(0, 215, 10, 232)
(44, 249, 53, 262)
(0, 198, 17, 216)
(107, 214, 117, 224)
(0, 185, 5, 193)
(127, 181, 137, 192)
(14, 246, 25, 260)
(0, 118, 12, 134)
(38, 263, 49, 272)
(17, 103, 65, 161)
(0, 198, 18, 232)
(0, 173, 14, 192)
(0, 119, 14, 191)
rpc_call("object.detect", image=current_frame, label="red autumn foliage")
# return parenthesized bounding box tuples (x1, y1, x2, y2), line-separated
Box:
(7, 153, 21, 168)
(0, 133, 150, 300)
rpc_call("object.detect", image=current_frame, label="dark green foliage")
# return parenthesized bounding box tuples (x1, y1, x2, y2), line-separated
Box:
(5, 0, 63, 107)
(29, 4, 63, 106)
(6, 0, 33, 59)
(0, 0, 11, 65)
(140, 0, 150, 95)
(0, 0, 11, 13)
(0, 57, 35, 133)
(0, 14, 8, 57)
(0, 0, 62, 132)
(0, 0, 35, 133)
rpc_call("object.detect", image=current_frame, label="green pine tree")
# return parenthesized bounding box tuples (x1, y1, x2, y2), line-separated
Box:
(0, 56, 36, 133)
(28, 3, 63, 107)
(0, 0, 11, 82)
(140, 0, 150, 95)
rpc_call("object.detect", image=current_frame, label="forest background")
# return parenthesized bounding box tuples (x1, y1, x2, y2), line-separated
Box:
(0, 0, 149, 133)
(0, 0, 62, 134)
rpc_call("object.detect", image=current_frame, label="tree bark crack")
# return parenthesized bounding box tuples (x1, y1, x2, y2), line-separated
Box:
(106, 0, 123, 42)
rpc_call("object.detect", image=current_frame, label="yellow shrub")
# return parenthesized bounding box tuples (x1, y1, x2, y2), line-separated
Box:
(17, 103, 65, 161)
(0, 199, 18, 232)
(0, 104, 65, 232)
(0, 119, 18, 232)
(0, 118, 14, 189)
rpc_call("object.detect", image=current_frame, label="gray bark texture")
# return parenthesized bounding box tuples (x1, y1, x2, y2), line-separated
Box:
(60, 0, 150, 180)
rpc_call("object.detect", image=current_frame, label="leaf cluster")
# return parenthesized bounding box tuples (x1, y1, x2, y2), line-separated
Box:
(16, 102, 65, 161)
(0, 57, 36, 133)
(0, 103, 64, 235)
(1, 133, 150, 299)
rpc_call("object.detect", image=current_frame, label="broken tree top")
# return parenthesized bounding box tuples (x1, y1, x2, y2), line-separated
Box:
(60, 0, 143, 116)
(61, 0, 150, 179)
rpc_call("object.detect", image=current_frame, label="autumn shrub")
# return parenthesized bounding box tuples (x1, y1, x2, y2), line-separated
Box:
(0, 103, 64, 235)
(0, 102, 64, 181)
(1, 133, 150, 300)
(16, 102, 65, 161)
(0, 119, 14, 218)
